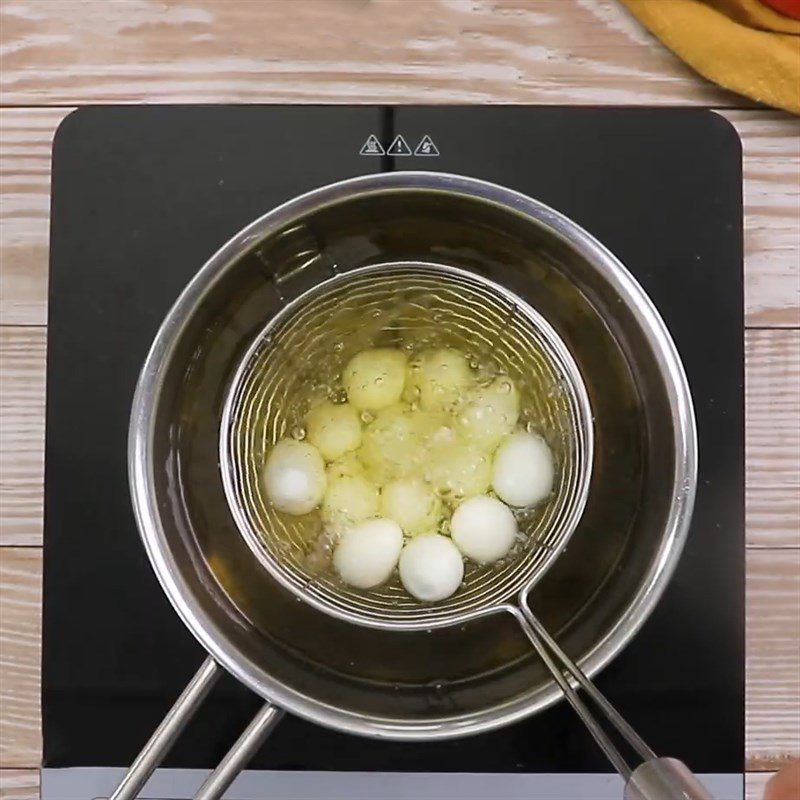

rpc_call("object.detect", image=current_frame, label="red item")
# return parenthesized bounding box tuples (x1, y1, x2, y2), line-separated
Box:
(759, 0, 800, 19)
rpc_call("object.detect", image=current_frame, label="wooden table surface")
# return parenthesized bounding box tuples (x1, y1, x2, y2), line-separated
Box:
(0, 2, 797, 798)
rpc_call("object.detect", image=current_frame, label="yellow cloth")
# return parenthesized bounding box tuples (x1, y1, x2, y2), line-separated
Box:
(620, 0, 800, 114)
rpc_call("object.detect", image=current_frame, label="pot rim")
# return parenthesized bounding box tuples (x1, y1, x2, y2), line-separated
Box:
(128, 170, 697, 740)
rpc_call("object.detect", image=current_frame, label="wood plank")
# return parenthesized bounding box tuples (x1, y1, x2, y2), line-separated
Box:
(0, 549, 41, 769)
(2, 327, 796, 546)
(1, 108, 798, 327)
(722, 112, 800, 328)
(0, 0, 746, 107)
(746, 329, 800, 492)
(746, 328, 800, 552)
(747, 549, 800, 770)
(0, 108, 67, 326)
(747, 486, 800, 550)
(746, 772, 771, 800)
(0, 770, 38, 800)
(0, 327, 45, 547)
(0, 546, 796, 769)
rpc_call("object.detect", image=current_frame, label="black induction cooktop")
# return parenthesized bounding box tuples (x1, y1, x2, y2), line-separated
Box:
(43, 106, 744, 777)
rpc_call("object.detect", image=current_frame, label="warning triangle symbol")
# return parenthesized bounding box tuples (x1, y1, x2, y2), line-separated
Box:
(359, 134, 385, 156)
(414, 134, 440, 156)
(386, 134, 412, 156)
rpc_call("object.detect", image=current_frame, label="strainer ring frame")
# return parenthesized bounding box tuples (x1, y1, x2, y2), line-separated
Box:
(219, 260, 594, 632)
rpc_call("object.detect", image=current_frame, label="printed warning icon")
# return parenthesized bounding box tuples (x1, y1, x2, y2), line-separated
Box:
(386, 135, 412, 156)
(359, 135, 385, 156)
(414, 135, 440, 156)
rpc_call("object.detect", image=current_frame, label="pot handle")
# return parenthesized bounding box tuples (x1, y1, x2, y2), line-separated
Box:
(193, 703, 284, 800)
(109, 656, 222, 800)
(108, 656, 283, 800)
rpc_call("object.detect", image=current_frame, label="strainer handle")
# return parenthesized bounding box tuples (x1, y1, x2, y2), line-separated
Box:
(625, 758, 714, 800)
(513, 605, 714, 800)
(108, 656, 283, 800)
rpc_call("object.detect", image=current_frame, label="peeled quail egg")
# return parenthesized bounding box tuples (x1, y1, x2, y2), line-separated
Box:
(406, 348, 472, 412)
(451, 494, 518, 564)
(458, 376, 519, 452)
(398, 534, 464, 602)
(326, 451, 365, 481)
(380, 477, 442, 536)
(430, 424, 457, 447)
(343, 348, 407, 412)
(322, 474, 379, 533)
(305, 401, 362, 462)
(425, 440, 492, 499)
(492, 431, 554, 507)
(359, 404, 439, 484)
(333, 518, 403, 589)
(262, 439, 326, 515)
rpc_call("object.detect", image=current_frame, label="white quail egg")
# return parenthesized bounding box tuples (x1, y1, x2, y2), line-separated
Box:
(406, 348, 472, 411)
(262, 439, 326, 515)
(425, 440, 492, 500)
(451, 494, 518, 564)
(457, 376, 520, 452)
(380, 477, 442, 536)
(359, 404, 440, 484)
(343, 348, 407, 412)
(398, 534, 464, 602)
(305, 401, 362, 461)
(326, 451, 365, 481)
(492, 431, 554, 507)
(322, 474, 379, 533)
(333, 518, 403, 589)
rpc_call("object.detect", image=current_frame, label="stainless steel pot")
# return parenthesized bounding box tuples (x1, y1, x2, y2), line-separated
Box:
(120, 172, 697, 799)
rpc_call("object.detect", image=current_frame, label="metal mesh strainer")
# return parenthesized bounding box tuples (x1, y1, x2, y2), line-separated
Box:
(220, 262, 593, 631)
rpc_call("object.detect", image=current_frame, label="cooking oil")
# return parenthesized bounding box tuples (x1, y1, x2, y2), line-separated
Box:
(171, 200, 646, 701)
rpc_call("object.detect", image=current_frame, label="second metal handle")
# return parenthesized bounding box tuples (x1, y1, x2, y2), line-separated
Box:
(194, 703, 284, 800)
(109, 656, 281, 800)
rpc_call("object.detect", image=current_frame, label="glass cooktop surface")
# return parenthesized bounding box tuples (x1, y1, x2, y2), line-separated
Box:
(43, 106, 744, 797)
